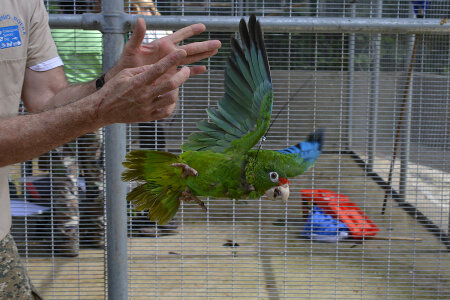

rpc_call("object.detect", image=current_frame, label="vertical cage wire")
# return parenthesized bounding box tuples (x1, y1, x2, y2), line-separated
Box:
(12, 2, 106, 298)
(9, 0, 450, 299)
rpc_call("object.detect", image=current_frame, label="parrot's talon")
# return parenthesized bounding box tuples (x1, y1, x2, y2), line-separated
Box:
(180, 187, 207, 212)
(198, 201, 207, 212)
(170, 163, 198, 178)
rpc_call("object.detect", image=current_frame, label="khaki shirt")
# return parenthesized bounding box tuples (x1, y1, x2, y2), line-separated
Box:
(0, 0, 60, 240)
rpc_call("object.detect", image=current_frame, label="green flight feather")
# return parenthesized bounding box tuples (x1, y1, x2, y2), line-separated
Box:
(231, 38, 255, 90)
(198, 121, 240, 142)
(122, 150, 184, 225)
(206, 107, 245, 136)
(182, 15, 272, 154)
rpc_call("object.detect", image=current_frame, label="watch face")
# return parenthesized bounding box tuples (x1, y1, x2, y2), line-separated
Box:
(96, 74, 105, 90)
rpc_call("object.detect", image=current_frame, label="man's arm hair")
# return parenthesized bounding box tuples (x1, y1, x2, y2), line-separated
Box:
(0, 93, 102, 167)
(22, 66, 99, 112)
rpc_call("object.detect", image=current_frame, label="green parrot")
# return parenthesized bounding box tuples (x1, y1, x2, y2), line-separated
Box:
(122, 15, 324, 224)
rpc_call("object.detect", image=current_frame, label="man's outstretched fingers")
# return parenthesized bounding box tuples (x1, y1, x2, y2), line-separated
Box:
(150, 89, 178, 115)
(144, 89, 179, 120)
(168, 24, 206, 44)
(188, 65, 207, 77)
(137, 49, 187, 84)
(150, 66, 191, 99)
(125, 18, 147, 51)
(124, 65, 152, 77)
(179, 40, 221, 59)
(182, 49, 219, 67)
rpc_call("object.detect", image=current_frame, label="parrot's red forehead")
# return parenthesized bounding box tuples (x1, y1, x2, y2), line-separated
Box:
(279, 177, 289, 185)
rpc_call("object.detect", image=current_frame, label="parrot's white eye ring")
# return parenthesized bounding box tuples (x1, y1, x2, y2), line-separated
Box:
(269, 172, 279, 183)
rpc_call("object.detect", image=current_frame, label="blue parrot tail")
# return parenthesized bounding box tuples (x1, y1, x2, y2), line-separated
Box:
(277, 129, 325, 167)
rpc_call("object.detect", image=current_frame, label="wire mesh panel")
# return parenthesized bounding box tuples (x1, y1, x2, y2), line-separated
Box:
(123, 1, 450, 298)
(8, 0, 449, 299)
(349, 32, 450, 237)
(8, 1, 106, 298)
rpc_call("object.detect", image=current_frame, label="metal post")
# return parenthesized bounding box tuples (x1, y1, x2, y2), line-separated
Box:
(399, 10, 417, 201)
(346, 3, 356, 150)
(102, 0, 127, 299)
(399, 71, 413, 200)
(367, 0, 383, 172)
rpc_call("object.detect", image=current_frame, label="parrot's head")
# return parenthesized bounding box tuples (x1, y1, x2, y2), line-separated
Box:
(245, 150, 294, 202)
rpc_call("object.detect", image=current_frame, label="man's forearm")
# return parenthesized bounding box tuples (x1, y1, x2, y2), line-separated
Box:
(0, 94, 102, 167)
(40, 78, 99, 111)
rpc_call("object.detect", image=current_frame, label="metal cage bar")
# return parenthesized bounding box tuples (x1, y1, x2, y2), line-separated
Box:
(101, 0, 128, 299)
(49, 14, 450, 34)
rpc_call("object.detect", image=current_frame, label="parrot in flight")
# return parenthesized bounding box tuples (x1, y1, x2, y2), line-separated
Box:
(122, 15, 324, 224)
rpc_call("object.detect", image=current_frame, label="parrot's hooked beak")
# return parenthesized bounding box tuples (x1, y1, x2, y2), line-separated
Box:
(265, 177, 290, 202)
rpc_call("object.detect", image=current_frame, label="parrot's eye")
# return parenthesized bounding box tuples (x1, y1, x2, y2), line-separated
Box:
(269, 172, 279, 183)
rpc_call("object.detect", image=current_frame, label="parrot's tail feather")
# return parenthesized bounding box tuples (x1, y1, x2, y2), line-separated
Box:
(127, 184, 181, 225)
(122, 150, 148, 181)
(276, 129, 325, 173)
(127, 184, 154, 210)
(122, 149, 179, 182)
(122, 150, 184, 225)
(148, 189, 181, 225)
(306, 128, 325, 151)
(278, 129, 325, 156)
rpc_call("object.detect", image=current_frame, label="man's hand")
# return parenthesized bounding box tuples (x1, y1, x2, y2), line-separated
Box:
(98, 18, 221, 125)
(107, 18, 221, 81)
(23, 19, 219, 114)
(95, 49, 191, 125)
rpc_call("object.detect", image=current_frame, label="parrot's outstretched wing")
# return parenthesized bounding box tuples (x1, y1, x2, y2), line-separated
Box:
(182, 15, 272, 155)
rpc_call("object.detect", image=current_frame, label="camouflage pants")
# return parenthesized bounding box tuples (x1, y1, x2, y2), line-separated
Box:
(0, 233, 42, 299)
(36, 151, 80, 256)
(75, 132, 105, 247)
(46, 132, 105, 248)
(33, 131, 104, 255)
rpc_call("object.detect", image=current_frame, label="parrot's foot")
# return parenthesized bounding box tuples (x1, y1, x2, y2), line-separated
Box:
(180, 187, 207, 212)
(170, 163, 198, 178)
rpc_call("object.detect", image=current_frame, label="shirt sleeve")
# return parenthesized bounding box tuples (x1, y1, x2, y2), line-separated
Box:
(26, 0, 60, 68)
(29, 56, 64, 71)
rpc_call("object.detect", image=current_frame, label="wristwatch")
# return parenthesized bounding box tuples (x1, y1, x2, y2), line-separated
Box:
(95, 73, 106, 90)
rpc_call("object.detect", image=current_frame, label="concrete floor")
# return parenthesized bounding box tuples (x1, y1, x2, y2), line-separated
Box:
(24, 154, 449, 299)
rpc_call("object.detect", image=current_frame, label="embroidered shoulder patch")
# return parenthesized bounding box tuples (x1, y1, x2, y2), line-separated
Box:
(0, 25, 22, 49)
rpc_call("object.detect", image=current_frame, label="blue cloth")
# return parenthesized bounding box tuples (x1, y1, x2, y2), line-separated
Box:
(302, 206, 349, 239)
(10, 200, 49, 217)
(411, 1, 429, 16)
